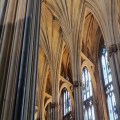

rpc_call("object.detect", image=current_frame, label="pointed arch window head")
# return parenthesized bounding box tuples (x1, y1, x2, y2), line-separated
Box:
(100, 47, 118, 120)
(82, 67, 95, 120)
(63, 89, 72, 116)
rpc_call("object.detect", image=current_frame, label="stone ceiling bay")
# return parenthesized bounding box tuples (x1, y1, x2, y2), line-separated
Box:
(40, 4, 64, 118)
(45, 0, 83, 56)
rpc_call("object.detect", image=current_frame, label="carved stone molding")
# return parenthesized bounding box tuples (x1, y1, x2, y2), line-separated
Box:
(73, 81, 82, 87)
(118, 43, 120, 50)
(51, 102, 58, 109)
(80, 81, 83, 87)
(73, 81, 79, 87)
(51, 102, 56, 108)
(108, 44, 118, 57)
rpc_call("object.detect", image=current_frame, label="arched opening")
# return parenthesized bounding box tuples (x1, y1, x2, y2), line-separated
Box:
(59, 44, 74, 120)
(1, 0, 120, 120)
(82, 67, 95, 120)
(37, 3, 119, 120)
(98, 40, 118, 120)
(59, 88, 72, 120)
(81, 7, 118, 119)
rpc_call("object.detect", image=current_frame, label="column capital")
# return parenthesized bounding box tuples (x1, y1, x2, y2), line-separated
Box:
(73, 81, 82, 88)
(118, 43, 120, 50)
(108, 44, 118, 57)
(50, 102, 59, 109)
(73, 81, 79, 87)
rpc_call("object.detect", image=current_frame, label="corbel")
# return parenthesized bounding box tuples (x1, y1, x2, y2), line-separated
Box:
(108, 44, 118, 57)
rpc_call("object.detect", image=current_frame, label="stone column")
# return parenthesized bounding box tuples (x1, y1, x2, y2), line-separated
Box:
(0, 0, 41, 119)
(13, 0, 41, 120)
(50, 102, 59, 120)
(50, 66, 61, 120)
(73, 80, 83, 120)
(51, 102, 55, 120)
(108, 44, 120, 119)
(47, 104, 51, 120)
(1, 0, 27, 117)
(92, 88, 100, 120)
(94, 65, 109, 120)
(0, 0, 19, 118)
(59, 95, 63, 120)
(0, 0, 8, 39)
(38, 60, 49, 120)
(105, 2, 120, 117)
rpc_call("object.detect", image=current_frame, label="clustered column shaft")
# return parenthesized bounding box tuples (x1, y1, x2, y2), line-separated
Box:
(0, 0, 41, 120)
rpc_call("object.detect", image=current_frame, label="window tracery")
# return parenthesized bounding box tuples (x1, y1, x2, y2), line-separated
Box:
(100, 47, 118, 120)
(62, 88, 72, 120)
(82, 67, 95, 120)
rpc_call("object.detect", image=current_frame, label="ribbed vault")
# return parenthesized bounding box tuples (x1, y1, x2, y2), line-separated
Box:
(36, 0, 120, 120)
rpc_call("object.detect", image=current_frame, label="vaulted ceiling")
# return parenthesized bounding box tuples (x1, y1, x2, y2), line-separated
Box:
(36, 0, 120, 116)
(37, 0, 105, 101)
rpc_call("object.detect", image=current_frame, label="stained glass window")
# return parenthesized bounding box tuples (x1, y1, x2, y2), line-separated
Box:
(82, 67, 95, 120)
(63, 89, 72, 116)
(100, 47, 118, 120)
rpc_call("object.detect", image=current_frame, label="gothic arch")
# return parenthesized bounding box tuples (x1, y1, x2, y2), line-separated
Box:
(81, 61, 97, 93)
(82, 1, 112, 49)
(59, 83, 74, 110)
(44, 99, 52, 111)
(1, 0, 120, 120)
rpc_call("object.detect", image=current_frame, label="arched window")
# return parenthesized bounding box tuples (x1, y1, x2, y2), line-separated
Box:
(62, 88, 72, 120)
(82, 67, 95, 120)
(100, 47, 118, 120)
